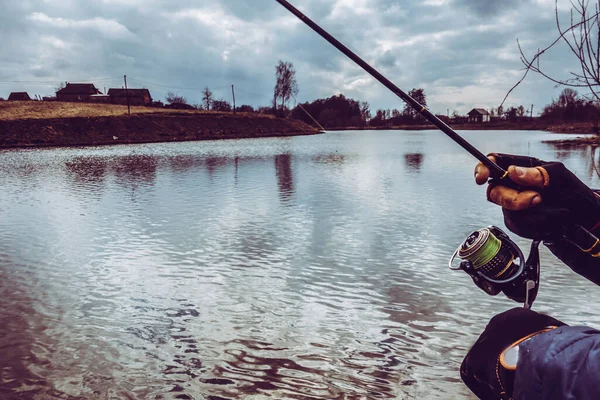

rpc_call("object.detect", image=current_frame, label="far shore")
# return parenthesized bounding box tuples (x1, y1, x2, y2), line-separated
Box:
(2, 101, 599, 149)
(0, 101, 320, 149)
(326, 121, 600, 135)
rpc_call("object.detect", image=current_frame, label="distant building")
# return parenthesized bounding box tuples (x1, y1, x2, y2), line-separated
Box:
(8, 92, 32, 101)
(56, 83, 101, 102)
(435, 114, 451, 124)
(89, 94, 111, 104)
(107, 88, 152, 106)
(467, 108, 491, 123)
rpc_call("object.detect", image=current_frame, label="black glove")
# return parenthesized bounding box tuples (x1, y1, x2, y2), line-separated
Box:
(461, 308, 566, 400)
(489, 153, 600, 240)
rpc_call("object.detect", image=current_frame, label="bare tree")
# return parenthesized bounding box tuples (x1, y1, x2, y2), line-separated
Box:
(166, 91, 187, 105)
(558, 87, 579, 106)
(274, 60, 299, 113)
(202, 87, 213, 110)
(503, 0, 600, 105)
(55, 82, 66, 93)
(360, 101, 371, 123)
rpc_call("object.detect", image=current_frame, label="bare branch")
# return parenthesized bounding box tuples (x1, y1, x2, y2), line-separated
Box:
(501, 0, 600, 107)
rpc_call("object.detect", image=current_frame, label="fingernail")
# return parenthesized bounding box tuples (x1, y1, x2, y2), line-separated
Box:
(515, 166, 526, 177)
(532, 196, 542, 206)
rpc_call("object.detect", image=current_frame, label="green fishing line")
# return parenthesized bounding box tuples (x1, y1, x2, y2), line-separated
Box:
(467, 231, 502, 269)
(459, 228, 504, 271)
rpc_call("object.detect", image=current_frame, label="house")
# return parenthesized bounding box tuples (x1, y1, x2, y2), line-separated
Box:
(435, 114, 451, 124)
(467, 108, 490, 123)
(8, 92, 32, 101)
(89, 94, 111, 104)
(107, 88, 152, 106)
(56, 83, 101, 102)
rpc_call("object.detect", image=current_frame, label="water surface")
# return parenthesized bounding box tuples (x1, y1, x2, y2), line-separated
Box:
(1, 130, 599, 399)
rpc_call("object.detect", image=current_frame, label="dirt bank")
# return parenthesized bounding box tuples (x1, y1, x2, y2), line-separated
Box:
(0, 110, 320, 148)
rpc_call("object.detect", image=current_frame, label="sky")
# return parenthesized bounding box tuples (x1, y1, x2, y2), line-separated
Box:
(0, 0, 589, 115)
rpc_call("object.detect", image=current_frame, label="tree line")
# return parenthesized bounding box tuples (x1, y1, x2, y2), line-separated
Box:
(161, 58, 600, 127)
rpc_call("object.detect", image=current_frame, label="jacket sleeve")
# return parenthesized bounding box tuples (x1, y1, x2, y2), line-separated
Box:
(544, 237, 600, 286)
(543, 189, 600, 286)
(514, 325, 600, 400)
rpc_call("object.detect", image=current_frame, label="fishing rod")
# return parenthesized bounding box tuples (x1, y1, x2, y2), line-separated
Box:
(274, 0, 507, 179)
(275, 0, 600, 309)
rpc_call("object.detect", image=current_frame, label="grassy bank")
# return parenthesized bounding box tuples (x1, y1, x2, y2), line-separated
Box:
(0, 101, 320, 148)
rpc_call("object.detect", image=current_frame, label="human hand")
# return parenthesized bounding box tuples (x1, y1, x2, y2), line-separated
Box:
(473, 153, 600, 240)
(474, 155, 547, 211)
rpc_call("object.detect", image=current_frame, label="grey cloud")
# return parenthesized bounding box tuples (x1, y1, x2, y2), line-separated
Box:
(377, 50, 397, 67)
(0, 0, 584, 113)
(453, 0, 532, 17)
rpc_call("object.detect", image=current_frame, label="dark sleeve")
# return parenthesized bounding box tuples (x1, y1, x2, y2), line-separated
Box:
(540, 189, 600, 286)
(544, 238, 600, 286)
(514, 325, 600, 400)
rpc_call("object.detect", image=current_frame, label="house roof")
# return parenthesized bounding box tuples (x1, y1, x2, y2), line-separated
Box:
(107, 88, 152, 98)
(468, 108, 490, 116)
(56, 83, 101, 95)
(8, 92, 31, 100)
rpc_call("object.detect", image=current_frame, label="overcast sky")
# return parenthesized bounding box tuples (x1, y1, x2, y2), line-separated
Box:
(0, 0, 587, 114)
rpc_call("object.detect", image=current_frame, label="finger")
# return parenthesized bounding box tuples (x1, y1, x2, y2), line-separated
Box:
(487, 186, 542, 211)
(474, 156, 496, 185)
(507, 165, 546, 188)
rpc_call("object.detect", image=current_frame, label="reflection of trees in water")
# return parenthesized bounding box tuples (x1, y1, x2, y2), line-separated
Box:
(312, 153, 347, 165)
(113, 154, 157, 187)
(205, 156, 229, 176)
(64, 157, 107, 196)
(544, 142, 600, 181)
(168, 155, 206, 173)
(275, 154, 294, 203)
(404, 153, 424, 173)
(545, 141, 589, 161)
(589, 146, 600, 181)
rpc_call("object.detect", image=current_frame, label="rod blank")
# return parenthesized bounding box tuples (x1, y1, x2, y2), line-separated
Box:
(274, 0, 506, 178)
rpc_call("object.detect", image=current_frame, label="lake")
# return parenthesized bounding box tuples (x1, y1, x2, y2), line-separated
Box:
(1, 130, 600, 399)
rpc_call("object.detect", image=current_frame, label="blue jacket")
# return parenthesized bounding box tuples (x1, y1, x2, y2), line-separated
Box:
(514, 325, 600, 399)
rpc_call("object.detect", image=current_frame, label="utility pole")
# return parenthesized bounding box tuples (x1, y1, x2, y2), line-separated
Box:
(124, 75, 130, 116)
(232, 85, 236, 116)
(530, 104, 534, 119)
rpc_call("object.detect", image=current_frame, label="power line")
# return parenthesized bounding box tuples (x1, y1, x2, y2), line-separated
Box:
(127, 77, 230, 92)
(0, 76, 123, 85)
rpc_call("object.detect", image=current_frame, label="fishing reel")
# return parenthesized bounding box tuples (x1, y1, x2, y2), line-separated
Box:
(449, 226, 541, 309)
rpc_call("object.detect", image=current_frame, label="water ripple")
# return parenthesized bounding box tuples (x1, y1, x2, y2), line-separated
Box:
(1, 131, 599, 399)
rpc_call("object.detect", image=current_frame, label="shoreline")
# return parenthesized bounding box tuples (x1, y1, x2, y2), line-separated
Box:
(1, 100, 598, 148)
(326, 121, 600, 135)
(0, 111, 320, 149)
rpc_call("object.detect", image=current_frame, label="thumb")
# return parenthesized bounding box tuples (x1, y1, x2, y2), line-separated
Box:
(507, 165, 545, 188)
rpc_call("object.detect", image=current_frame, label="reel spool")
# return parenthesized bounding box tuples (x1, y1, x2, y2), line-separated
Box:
(449, 226, 541, 308)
